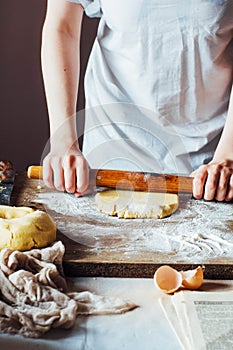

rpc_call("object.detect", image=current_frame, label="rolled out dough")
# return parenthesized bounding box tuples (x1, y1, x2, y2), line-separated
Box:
(95, 190, 179, 219)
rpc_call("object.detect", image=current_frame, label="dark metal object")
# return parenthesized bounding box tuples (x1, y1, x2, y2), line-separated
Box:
(0, 160, 15, 205)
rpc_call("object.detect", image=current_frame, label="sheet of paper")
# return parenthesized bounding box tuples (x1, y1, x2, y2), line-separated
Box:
(160, 286, 233, 350)
(159, 296, 190, 350)
(181, 291, 233, 350)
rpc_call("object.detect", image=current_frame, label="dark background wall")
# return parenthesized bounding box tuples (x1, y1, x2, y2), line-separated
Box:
(0, 0, 99, 171)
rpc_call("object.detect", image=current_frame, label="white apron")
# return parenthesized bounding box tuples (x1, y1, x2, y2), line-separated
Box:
(69, 0, 233, 174)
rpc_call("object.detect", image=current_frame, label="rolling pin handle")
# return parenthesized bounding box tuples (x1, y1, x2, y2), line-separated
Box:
(27, 165, 43, 179)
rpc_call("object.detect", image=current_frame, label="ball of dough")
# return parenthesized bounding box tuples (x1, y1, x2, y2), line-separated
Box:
(95, 190, 179, 219)
(0, 205, 56, 251)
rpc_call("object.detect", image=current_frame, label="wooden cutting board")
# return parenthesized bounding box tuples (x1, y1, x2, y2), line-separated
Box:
(11, 172, 233, 279)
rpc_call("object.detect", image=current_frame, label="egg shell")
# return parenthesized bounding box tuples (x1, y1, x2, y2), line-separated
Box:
(181, 266, 204, 290)
(154, 265, 183, 294)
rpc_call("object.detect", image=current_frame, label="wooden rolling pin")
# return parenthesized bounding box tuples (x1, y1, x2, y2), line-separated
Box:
(28, 165, 193, 194)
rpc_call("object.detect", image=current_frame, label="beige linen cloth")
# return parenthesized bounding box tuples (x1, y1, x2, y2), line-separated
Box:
(0, 241, 137, 338)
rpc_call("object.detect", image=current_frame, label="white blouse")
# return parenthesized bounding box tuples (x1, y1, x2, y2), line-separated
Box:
(69, 0, 233, 174)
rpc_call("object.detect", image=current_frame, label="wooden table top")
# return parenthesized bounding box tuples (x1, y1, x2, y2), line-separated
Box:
(11, 172, 233, 279)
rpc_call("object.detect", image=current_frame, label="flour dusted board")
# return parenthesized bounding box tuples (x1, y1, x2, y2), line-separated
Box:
(12, 173, 233, 279)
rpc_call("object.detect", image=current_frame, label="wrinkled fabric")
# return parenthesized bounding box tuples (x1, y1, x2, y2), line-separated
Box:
(68, 0, 101, 17)
(0, 241, 136, 338)
(68, 0, 233, 174)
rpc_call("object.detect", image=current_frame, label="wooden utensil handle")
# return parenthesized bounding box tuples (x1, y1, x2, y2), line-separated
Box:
(28, 165, 43, 179)
(27, 166, 193, 194)
(91, 169, 193, 194)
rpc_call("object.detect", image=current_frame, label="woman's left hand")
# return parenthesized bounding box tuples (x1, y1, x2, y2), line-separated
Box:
(191, 159, 233, 201)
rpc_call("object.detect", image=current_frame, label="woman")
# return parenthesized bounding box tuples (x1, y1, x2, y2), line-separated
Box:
(41, 0, 233, 201)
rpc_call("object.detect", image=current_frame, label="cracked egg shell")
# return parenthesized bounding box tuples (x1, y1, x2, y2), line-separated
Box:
(154, 265, 183, 294)
(181, 266, 204, 290)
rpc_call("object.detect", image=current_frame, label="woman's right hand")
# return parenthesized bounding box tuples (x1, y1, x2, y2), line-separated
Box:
(41, 1, 86, 195)
(42, 142, 90, 196)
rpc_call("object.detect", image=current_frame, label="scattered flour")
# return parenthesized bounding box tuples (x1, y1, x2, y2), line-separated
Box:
(33, 191, 233, 263)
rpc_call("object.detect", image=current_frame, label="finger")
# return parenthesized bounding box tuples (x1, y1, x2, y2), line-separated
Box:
(75, 157, 89, 193)
(192, 166, 208, 199)
(190, 170, 197, 178)
(225, 174, 233, 202)
(203, 167, 220, 201)
(64, 167, 76, 193)
(74, 185, 94, 197)
(63, 155, 76, 193)
(215, 168, 230, 202)
(51, 159, 65, 192)
(42, 159, 54, 188)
